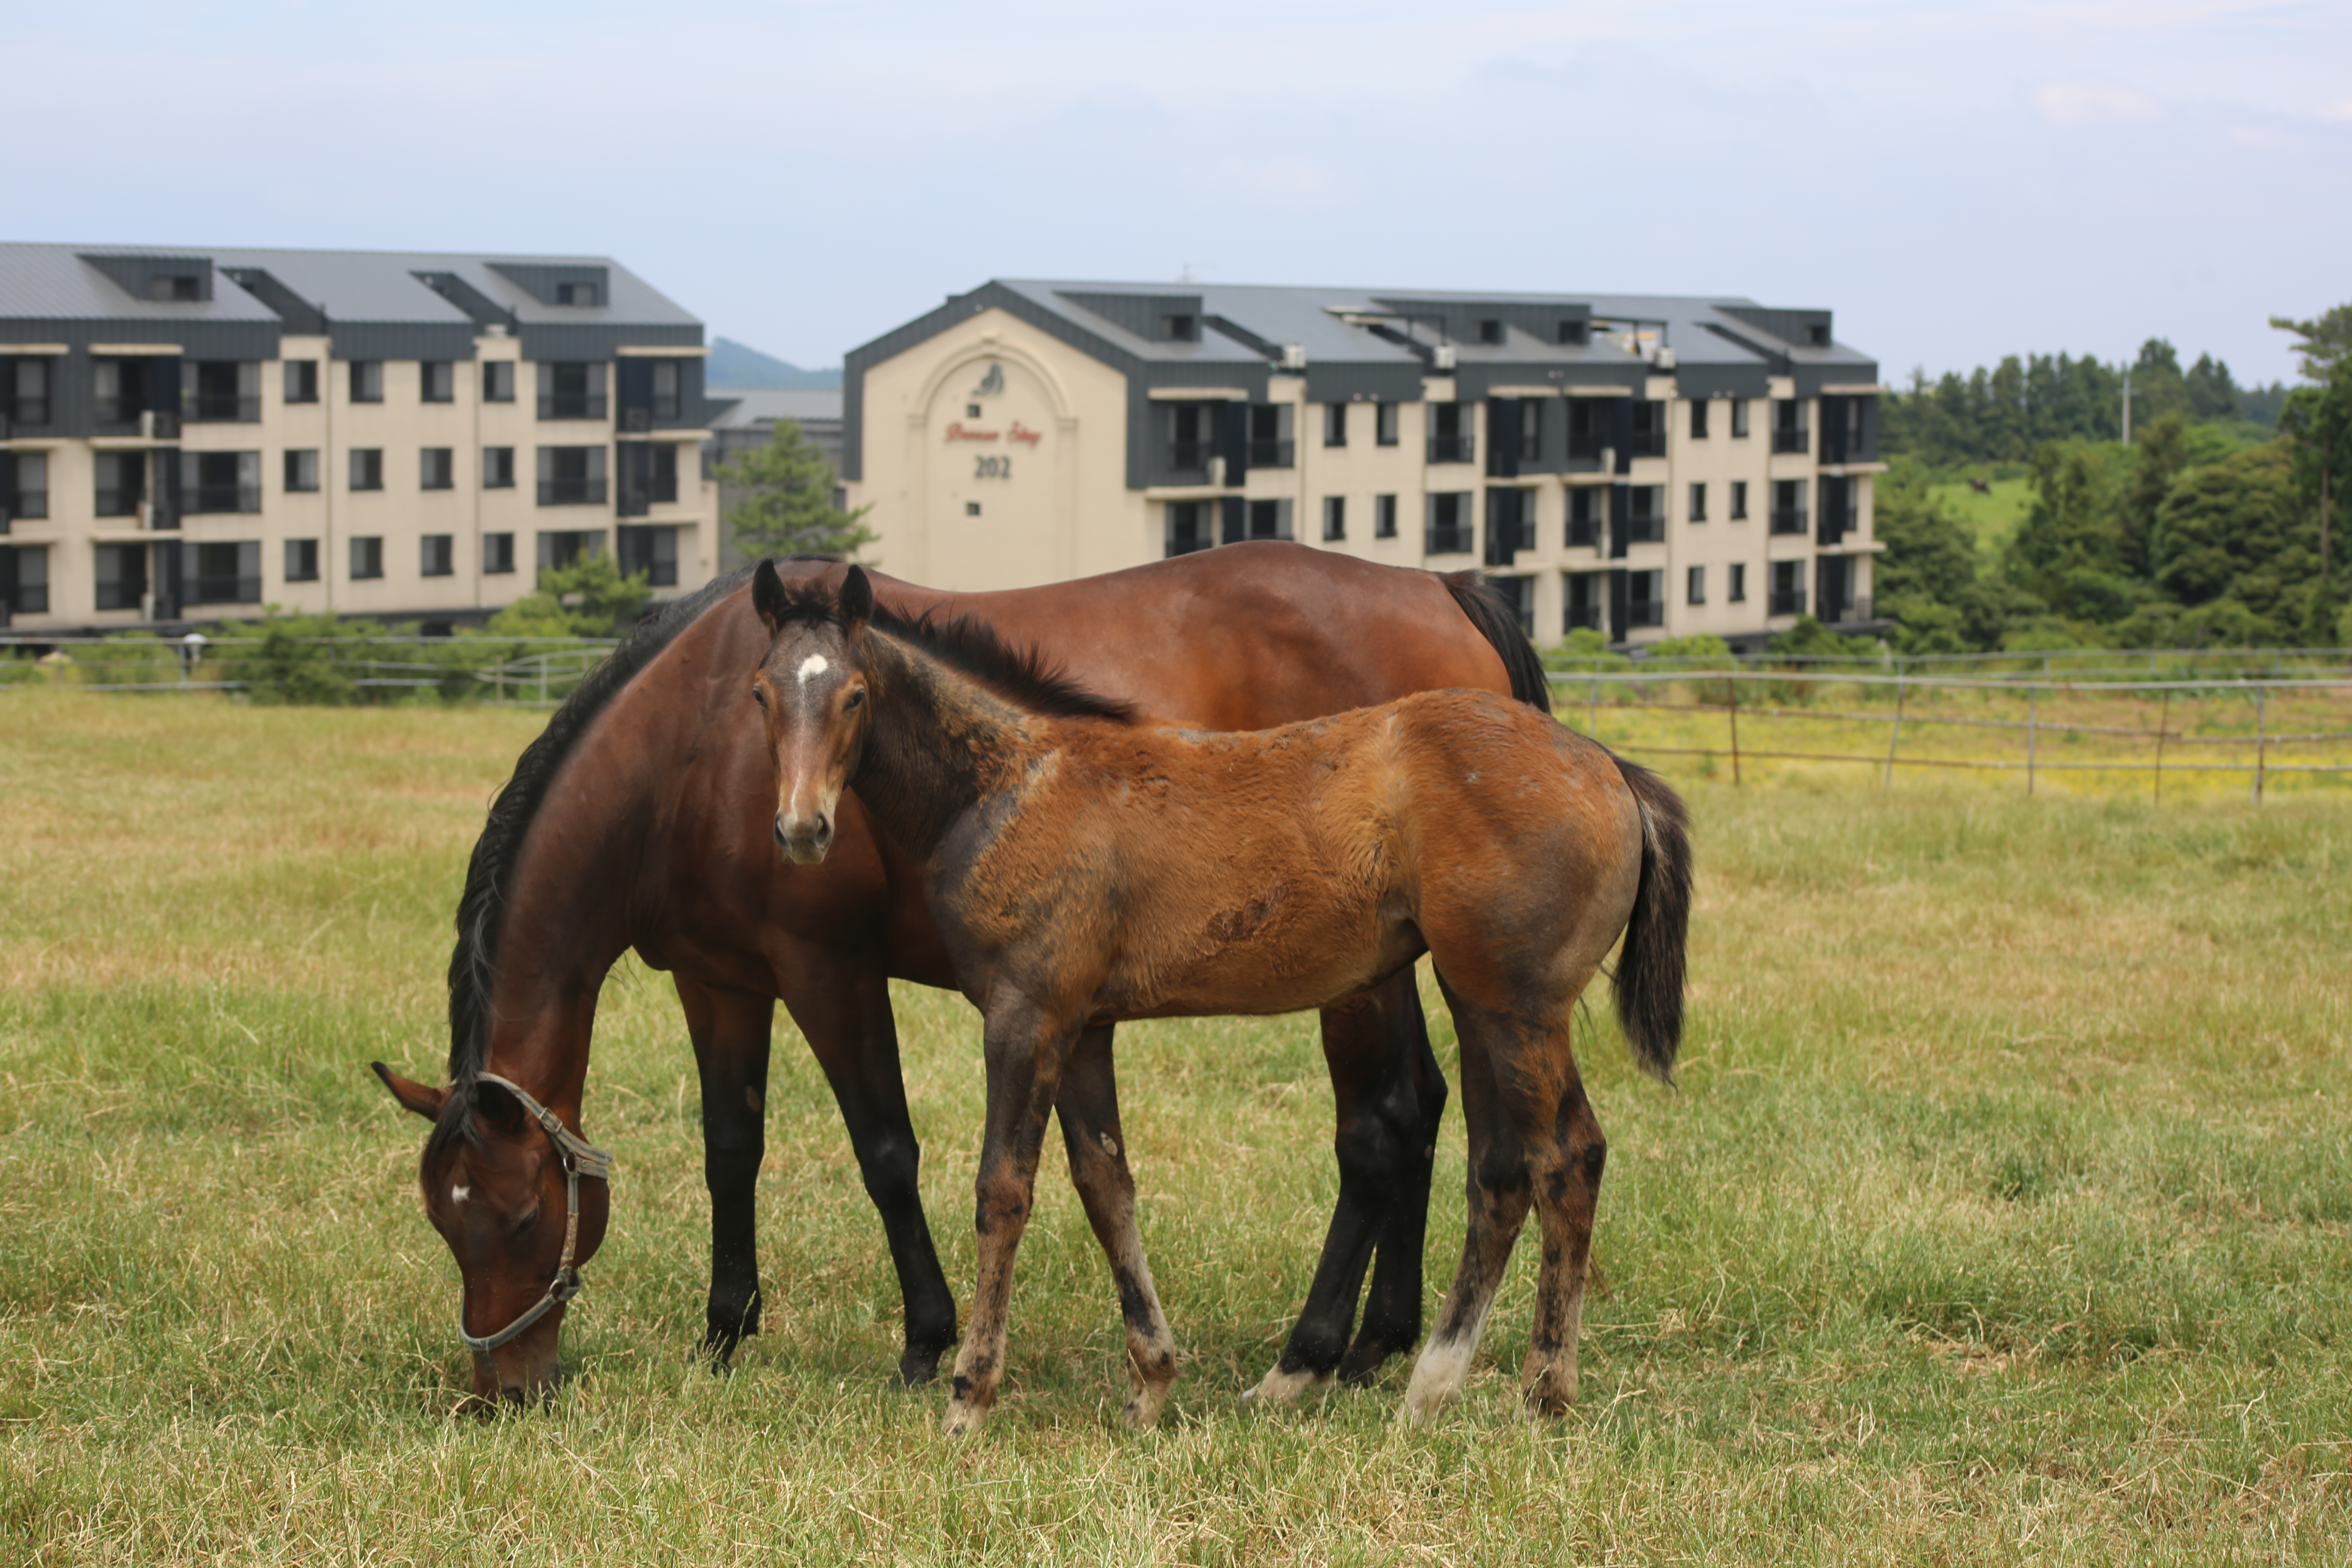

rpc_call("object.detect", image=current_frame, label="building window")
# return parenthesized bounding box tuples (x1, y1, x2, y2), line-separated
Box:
(1627, 400, 1668, 458)
(349, 449, 384, 492)
(1626, 486, 1665, 544)
(1, 545, 49, 614)
(285, 538, 319, 583)
(1374, 403, 1399, 447)
(183, 360, 261, 422)
(94, 452, 144, 516)
(1730, 480, 1750, 520)
(1730, 399, 1751, 439)
(151, 273, 200, 301)
(1687, 565, 1706, 606)
(1477, 318, 1505, 345)
(181, 451, 261, 514)
(1160, 313, 1198, 343)
(1160, 502, 1206, 556)
(483, 446, 516, 489)
(617, 524, 679, 587)
(1428, 403, 1472, 464)
(187, 540, 260, 604)
(4, 452, 49, 520)
(1374, 494, 1398, 539)
(1425, 492, 1472, 555)
(483, 533, 516, 575)
(284, 361, 318, 404)
(1566, 487, 1601, 549)
(1565, 571, 1604, 633)
(1688, 481, 1707, 523)
(537, 445, 608, 506)
(1689, 399, 1709, 440)
(483, 361, 516, 403)
(1247, 405, 1293, 468)
(8, 357, 53, 425)
(350, 361, 384, 403)
(421, 448, 455, 490)
(1729, 562, 1748, 602)
(1770, 559, 1806, 616)
(1518, 399, 1543, 463)
(1557, 319, 1586, 346)
(350, 536, 383, 580)
(537, 530, 602, 574)
(421, 534, 454, 577)
(556, 281, 600, 306)
(1244, 498, 1291, 540)
(1167, 404, 1212, 472)
(1485, 488, 1531, 567)
(94, 542, 146, 610)
(421, 361, 456, 403)
(1773, 398, 1808, 454)
(93, 360, 137, 424)
(284, 449, 320, 494)
(967, 501, 981, 516)
(650, 361, 681, 421)
(538, 362, 608, 421)
(1771, 479, 1807, 534)
(1495, 574, 1535, 635)
(619, 443, 678, 514)
(1323, 495, 1346, 541)
(1626, 570, 1664, 628)
(1323, 403, 1348, 448)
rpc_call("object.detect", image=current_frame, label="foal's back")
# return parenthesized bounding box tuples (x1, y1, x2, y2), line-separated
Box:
(975, 689, 1642, 1023)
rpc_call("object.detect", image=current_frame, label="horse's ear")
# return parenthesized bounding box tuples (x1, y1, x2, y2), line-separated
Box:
(371, 1061, 448, 1121)
(752, 558, 787, 634)
(840, 565, 873, 631)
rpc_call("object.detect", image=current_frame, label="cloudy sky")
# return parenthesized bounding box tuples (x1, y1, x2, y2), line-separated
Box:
(11, 0, 2348, 384)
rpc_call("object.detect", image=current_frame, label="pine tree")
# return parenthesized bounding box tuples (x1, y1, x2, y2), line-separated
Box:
(719, 419, 878, 561)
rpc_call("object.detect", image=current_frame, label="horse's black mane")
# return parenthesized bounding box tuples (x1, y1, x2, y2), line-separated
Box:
(441, 561, 775, 1106)
(764, 579, 1136, 724)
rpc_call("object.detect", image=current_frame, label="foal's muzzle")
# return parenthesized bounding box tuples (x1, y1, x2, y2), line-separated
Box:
(775, 811, 833, 864)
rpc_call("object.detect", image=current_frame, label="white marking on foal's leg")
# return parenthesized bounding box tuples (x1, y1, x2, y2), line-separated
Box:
(1242, 1362, 1336, 1409)
(796, 654, 828, 684)
(1402, 1335, 1478, 1423)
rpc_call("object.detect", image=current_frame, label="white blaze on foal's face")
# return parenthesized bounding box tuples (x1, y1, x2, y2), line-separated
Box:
(797, 654, 828, 685)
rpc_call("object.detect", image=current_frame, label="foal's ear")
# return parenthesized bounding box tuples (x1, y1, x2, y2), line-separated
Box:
(371, 1061, 448, 1121)
(751, 558, 788, 635)
(839, 565, 873, 630)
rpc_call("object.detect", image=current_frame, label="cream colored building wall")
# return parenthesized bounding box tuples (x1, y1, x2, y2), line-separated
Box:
(4, 332, 716, 630)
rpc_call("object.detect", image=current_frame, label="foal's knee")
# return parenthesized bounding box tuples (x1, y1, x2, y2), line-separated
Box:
(856, 1134, 923, 1212)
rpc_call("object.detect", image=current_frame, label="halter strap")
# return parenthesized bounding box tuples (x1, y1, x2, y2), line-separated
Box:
(458, 1072, 614, 1356)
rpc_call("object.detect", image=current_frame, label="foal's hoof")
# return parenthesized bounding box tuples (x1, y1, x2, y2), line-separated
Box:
(1120, 1383, 1173, 1430)
(941, 1398, 988, 1437)
(1240, 1363, 1334, 1410)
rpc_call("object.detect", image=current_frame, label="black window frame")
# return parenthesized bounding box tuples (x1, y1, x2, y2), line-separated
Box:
(1374, 494, 1398, 539)
(1322, 495, 1346, 541)
(349, 448, 384, 492)
(1689, 399, 1709, 440)
(1730, 480, 1750, 520)
(1323, 402, 1348, 448)
(483, 446, 516, 489)
(1425, 491, 1473, 555)
(283, 360, 319, 405)
(350, 535, 384, 581)
(420, 534, 455, 577)
(483, 532, 516, 575)
(1687, 565, 1706, 606)
(284, 538, 319, 583)
(93, 450, 145, 517)
(1730, 399, 1751, 439)
(284, 449, 320, 494)
(420, 448, 456, 491)
(350, 361, 384, 404)
(482, 361, 517, 403)
(1688, 481, 1707, 523)
(1728, 561, 1748, 602)
(1374, 403, 1399, 447)
(1164, 500, 1212, 557)
(420, 361, 456, 403)
(94, 541, 146, 610)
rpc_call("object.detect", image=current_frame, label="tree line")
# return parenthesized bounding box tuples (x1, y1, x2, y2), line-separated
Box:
(1872, 306, 2351, 653)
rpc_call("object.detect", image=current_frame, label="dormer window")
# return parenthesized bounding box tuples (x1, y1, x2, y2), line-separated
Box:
(1161, 314, 1198, 343)
(556, 281, 601, 306)
(1557, 320, 1586, 346)
(1478, 319, 1504, 345)
(1808, 324, 1830, 345)
(151, 274, 200, 302)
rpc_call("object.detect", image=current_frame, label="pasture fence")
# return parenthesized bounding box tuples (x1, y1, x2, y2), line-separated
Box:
(0, 632, 619, 708)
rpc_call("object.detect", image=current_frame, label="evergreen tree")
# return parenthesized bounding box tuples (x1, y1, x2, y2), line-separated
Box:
(2116, 413, 2187, 580)
(719, 419, 878, 561)
(2149, 444, 2312, 640)
(2269, 304, 2352, 381)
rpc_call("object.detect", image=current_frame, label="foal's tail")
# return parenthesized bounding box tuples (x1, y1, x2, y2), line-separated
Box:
(1610, 756, 1693, 1082)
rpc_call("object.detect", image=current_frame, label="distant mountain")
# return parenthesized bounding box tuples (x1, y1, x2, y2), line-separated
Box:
(708, 337, 842, 390)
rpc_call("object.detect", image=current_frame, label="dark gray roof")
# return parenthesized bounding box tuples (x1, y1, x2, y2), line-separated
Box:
(706, 389, 843, 428)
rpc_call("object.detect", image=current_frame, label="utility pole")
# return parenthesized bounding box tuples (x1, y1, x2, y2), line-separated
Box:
(2120, 364, 2133, 444)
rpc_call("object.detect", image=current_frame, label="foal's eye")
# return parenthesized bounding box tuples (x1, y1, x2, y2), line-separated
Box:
(843, 688, 866, 711)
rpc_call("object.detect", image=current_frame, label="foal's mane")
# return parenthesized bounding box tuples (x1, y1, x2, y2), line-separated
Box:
(442, 561, 780, 1104)
(764, 579, 1136, 724)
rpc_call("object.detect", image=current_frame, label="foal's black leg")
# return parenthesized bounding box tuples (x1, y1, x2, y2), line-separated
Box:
(676, 975, 774, 1365)
(776, 942, 960, 1385)
(1249, 968, 1438, 1402)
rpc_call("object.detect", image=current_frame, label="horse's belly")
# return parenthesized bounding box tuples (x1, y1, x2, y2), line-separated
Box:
(1100, 907, 1417, 1022)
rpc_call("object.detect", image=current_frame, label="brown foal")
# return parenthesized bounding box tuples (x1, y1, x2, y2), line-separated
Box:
(749, 564, 1691, 1434)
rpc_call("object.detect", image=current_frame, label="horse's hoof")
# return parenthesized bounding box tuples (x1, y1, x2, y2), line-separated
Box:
(942, 1399, 987, 1437)
(1241, 1365, 1332, 1409)
(899, 1344, 948, 1388)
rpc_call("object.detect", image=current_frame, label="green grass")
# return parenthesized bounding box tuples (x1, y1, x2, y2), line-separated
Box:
(1926, 477, 2034, 562)
(4, 691, 2350, 1564)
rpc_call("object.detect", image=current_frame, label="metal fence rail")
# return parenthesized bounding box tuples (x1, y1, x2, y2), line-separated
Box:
(1, 633, 620, 708)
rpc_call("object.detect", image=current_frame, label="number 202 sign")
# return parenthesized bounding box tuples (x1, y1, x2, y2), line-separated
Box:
(973, 455, 1012, 479)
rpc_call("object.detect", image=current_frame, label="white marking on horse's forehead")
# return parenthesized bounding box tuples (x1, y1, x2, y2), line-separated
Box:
(797, 654, 829, 684)
(451, 1184, 471, 1203)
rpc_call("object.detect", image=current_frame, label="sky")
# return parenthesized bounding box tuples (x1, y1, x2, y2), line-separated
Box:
(8, 0, 2348, 385)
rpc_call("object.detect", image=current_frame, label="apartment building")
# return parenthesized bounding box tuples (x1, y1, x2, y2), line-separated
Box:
(0, 244, 717, 630)
(841, 281, 1887, 648)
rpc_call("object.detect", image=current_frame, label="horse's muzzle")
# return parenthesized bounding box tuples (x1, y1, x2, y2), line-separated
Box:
(775, 812, 833, 864)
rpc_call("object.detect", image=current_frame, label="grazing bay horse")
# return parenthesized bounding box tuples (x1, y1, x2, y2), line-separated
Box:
(748, 564, 1692, 1434)
(371, 544, 1554, 1405)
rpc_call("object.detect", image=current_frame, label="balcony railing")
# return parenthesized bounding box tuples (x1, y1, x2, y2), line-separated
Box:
(1772, 427, 1810, 454)
(1167, 439, 1210, 472)
(1425, 525, 1475, 555)
(185, 485, 261, 514)
(1427, 434, 1476, 464)
(1565, 601, 1605, 632)
(1624, 428, 1667, 459)
(1818, 505, 1857, 545)
(94, 488, 142, 518)
(1246, 438, 1293, 468)
(1568, 430, 1609, 461)
(8, 400, 49, 426)
(539, 395, 609, 421)
(1625, 599, 1664, 629)
(1770, 507, 1809, 535)
(5, 489, 47, 521)
(188, 394, 261, 423)
(538, 478, 609, 506)
(188, 574, 262, 606)
(1624, 512, 1665, 545)
(1769, 588, 1808, 617)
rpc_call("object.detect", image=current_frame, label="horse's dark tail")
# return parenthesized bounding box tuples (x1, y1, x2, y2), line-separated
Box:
(1610, 755, 1693, 1082)
(1441, 570, 1552, 713)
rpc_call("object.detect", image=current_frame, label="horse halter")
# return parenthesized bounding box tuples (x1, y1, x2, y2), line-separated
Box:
(457, 1072, 615, 1356)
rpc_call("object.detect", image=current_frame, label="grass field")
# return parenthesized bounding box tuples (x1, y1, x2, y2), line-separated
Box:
(4, 690, 2350, 1564)
(1924, 478, 2034, 561)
